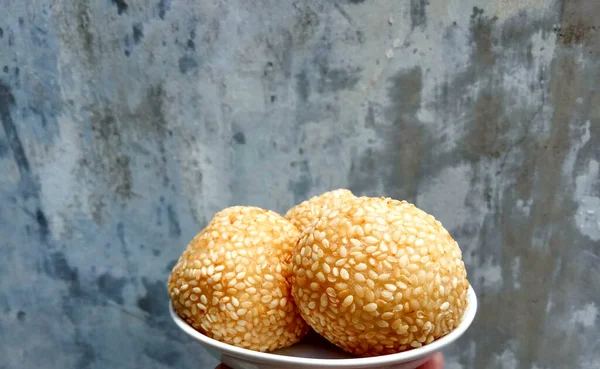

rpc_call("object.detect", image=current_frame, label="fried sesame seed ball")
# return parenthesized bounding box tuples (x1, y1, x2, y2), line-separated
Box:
(168, 206, 310, 352)
(290, 197, 470, 357)
(285, 189, 355, 232)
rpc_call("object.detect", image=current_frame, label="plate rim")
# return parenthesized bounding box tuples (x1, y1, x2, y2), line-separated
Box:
(169, 285, 477, 367)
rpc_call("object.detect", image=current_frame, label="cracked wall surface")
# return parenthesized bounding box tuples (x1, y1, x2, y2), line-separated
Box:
(0, 1, 599, 368)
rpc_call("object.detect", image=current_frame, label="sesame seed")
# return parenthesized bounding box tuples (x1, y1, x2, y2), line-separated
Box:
(316, 272, 326, 282)
(342, 295, 354, 307)
(376, 320, 389, 328)
(379, 242, 389, 252)
(381, 312, 394, 320)
(269, 299, 279, 309)
(354, 253, 367, 262)
(340, 246, 348, 257)
(355, 273, 366, 282)
(364, 236, 378, 244)
(407, 264, 419, 273)
(355, 263, 367, 271)
(335, 258, 348, 267)
(354, 285, 365, 298)
(320, 294, 329, 307)
(399, 255, 409, 267)
(365, 246, 378, 254)
(363, 303, 378, 312)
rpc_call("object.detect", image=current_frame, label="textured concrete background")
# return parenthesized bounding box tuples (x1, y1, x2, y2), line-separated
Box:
(0, 0, 599, 368)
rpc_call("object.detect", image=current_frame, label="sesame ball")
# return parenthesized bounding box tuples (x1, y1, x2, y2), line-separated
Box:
(168, 206, 310, 352)
(290, 197, 470, 357)
(285, 189, 355, 232)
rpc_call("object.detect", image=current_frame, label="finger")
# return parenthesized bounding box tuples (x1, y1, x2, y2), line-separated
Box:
(215, 365, 230, 369)
(418, 352, 444, 369)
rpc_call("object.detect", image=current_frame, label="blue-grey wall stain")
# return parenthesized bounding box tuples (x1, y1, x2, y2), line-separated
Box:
(178, 55, 198, 74)
(75, 1, 95, 62)
(295, 69, 310, 102)
(35, 208, 50, 242)
(166, 204, 181, 238)
(144, 342, 182, 367)
(7, 27, 14, 46)
(73, 343, 96, 369)
(410, 0, 429, 29)
(1, 1, 599, 369)
(317, 67, 362, 93)
(232, 131, 245, 145)
(97, 273, 127, 305)
(111, 0, 128, 15)
(137, 278, 168, 317)
(289, 159, 312, 204)
(42, 252, 81, 295)
(0, 137, 8, 156)
(157, 0, 171, 20)
(132, 23, 143, 45)
(349, 66, 427, 203)
(0, 81, 41, 199)
(293, 5, 320, 46)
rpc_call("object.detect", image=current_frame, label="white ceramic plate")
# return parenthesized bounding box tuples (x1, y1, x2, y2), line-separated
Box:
(169, 286, 477, 369)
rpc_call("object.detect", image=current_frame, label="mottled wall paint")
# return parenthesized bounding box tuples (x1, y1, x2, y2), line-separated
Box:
(0, 1, 598, 368)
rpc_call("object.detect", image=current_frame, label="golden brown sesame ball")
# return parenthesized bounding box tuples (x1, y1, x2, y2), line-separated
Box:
(168, 206, 310, 352)
(285, 189, 355, 232)
(290, 197, 470, 357)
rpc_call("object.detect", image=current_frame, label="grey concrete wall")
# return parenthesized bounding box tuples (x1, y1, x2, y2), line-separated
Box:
(0, 0, 598, 368)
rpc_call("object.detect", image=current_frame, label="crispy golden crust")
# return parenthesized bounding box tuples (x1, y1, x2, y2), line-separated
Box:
(168, 206, 309, 352)
(285, 189, 355, 232)
(291, 197, 469, 357)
